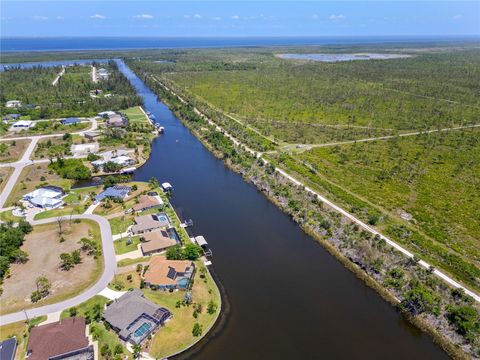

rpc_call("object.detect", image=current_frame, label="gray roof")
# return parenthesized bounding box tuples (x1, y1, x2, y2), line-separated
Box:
(0, 337, 17, 360)
(103, 290, 170, 339)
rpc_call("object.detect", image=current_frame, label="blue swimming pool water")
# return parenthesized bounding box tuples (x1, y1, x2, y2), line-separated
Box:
(133, 322, 152, 338)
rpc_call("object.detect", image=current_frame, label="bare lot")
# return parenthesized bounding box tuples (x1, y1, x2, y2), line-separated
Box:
(0, 139, 30, 163)
(0, 220, 102, 315)
(0, 167, 13, 193)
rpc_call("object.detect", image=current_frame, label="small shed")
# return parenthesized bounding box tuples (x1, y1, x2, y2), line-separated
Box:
(161, 182, 173, 192)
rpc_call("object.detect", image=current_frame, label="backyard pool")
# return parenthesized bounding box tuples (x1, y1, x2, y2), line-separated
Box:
(133, 321, 153, 339)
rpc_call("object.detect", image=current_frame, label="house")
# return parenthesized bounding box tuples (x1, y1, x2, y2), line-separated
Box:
(61, 117, 81, 125)
(110, 155, 135, 167)
(131, 213, 170, 235)
(83, 131, 101, 141)
(2, 114, 21, 121)
(71, 143, 99, 156)
(26, 317, 94, 360)
(143, 258, 195, 290)
(5, 100, 21, 108)
(97, 111, 116, 118)
(95, 185, 131, 202)
(140, 229, 177, 256)
(23, 187, 64, 209)
(11, 120, 35, 129)
(106, 114, 128, 128)
(0, 337, 17, 360)
(96, 68, 109, 80)
(102, 289, 171, 345)
(132, 195, 164, 213)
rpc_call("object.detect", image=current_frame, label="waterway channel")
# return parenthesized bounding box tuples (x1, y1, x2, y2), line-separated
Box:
(116, 60, 450, 359)
(1, 58, 449, 359)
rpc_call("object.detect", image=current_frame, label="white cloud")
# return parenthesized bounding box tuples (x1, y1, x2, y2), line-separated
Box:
(193, 14, 201, 19)
(212, 16, 222, 21)
(90, 14, 106, 20)
(32, 15, 48, 21)
(56, 16, 64, 20)
(329, 14, 346, 21)
(452, 14, 462, 20)
(134, 14, 154, 20)
(232, 15, 240, 20)
(312, 14, 319, 20)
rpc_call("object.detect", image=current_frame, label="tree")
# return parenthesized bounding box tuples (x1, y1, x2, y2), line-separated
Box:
(446, 305, 480, 343)
(132, 344, 142, 359)
(35, 276, 51, 297)
(192, 323, 203, 337)
(68, 307, 78, 317)
(207, 301, 218, 315)
(113, 344, 123, 355)
(71, 249, 82, 265)
(183, 243, 202, 260)
(100, 344, 111, 358)
(60, 253, 74, 270)
(166, 245, 183, 260)
(12, 249, 28, 263)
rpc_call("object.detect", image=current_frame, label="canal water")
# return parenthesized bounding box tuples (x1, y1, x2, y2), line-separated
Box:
(116, 60, 449, 359)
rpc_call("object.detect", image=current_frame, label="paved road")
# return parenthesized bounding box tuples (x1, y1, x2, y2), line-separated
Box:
(155, 76, 480, 303)
(0, 213, 116, 325)
(0, 119, 98, 208)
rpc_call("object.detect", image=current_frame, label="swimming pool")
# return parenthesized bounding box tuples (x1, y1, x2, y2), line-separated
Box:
(133, 322, 152, 338)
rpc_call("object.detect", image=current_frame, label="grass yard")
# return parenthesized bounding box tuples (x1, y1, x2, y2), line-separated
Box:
(5, 163, 72, 206)
(0, 316, 47, 360)
(145, 261, 221, 358)
(0, 209, 23, 223)
(122, 106, 150, 125)
(0, 139, 30, 163)
(113, 235, 141, 255)
(108, 214, 135, 235)
(0, 219, 103, 315)
(32, 135, 84, 160)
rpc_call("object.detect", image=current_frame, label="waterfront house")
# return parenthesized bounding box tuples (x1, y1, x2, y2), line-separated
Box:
(98, 111, 116, 118)
(95, 185, 131, 202)
(102, 289, 171, 345)
(140, 229, 177, 256)
(132, 195, 164, 213)
(60, 117, 81, 125)
(96, 68, 109, 80)
(106, 113, 128, 128)
(26, 317, 94, 360)
(0, 337, 17, 360)
(5, 100, 21, 108)
(110, 155, 135, 167)
(143, 258, 195, 290)
(131, 213, 170, 235)
(23, 186, 64, 209)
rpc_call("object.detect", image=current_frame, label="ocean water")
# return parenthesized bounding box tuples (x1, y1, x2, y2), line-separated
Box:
(1, 36, 476, 52)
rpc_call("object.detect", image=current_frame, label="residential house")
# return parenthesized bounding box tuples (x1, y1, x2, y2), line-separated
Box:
(102, 289, 171, 345)
(95, 185, 131, 202)
(131, 213, 170, 235)
(106, 114, 128, 128)
(11, 120, 35, 130)
(5, 100, 21, 108)
(3, 114, 21, 121)
(96, 68, 109, 80)
(23, 186, 64, 209)
(26, 317, 94, 360)
(83, 131, 101, 141)
(71, 143, 99, 156)
(0, 338, 17, 360)
(110, 155, 135, 167)
(61, 117, 81, 125)
(97, 111, 116, 118)
(140, 229, 177, 256)
(132, 195, 164, 213)
(143, 258, 195, 290)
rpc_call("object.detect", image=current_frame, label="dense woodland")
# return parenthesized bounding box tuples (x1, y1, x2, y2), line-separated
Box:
(0, 61, 142, 119)
(0, 221, 33, 282)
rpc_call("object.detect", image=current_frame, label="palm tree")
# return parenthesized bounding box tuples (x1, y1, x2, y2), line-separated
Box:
(132, 344, 142, 359)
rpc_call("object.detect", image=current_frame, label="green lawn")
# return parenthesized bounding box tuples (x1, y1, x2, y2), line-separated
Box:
(0, 209, 23, 223)
(122, 106, 151, 125)
(113, 236, 141, 255)
(108, 215, 135, 235)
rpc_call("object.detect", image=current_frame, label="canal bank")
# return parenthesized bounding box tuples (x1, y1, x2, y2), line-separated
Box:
(115, 60, 451, 359)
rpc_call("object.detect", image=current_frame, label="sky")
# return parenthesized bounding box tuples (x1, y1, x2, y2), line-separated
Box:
(1, 1, 479, 37)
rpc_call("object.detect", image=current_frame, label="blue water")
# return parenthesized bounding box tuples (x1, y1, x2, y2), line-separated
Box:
(0, 59, 109, 71)
(1, 36, 477, 52)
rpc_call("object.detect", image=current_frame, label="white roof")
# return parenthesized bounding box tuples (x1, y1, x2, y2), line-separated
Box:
(72, 143, 98, 151)
(194, 236, 208, 246)
(98, 111, 116, 117)
(12, 120, 33, 127)
(111, 155, 133, 165)
(24, 188, 62, 199)
(91, 159, 106, 166)
(161, 182, 172, 190)
(29, 196, 63, 207)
